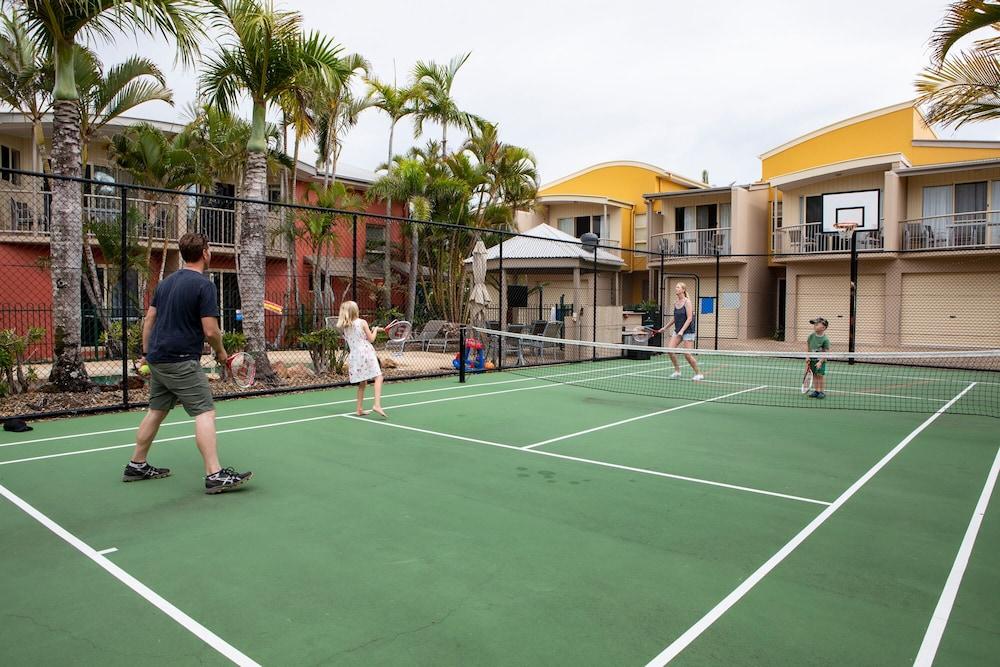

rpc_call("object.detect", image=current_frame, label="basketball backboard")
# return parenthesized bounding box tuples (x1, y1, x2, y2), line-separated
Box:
(821, 190, 880, 233)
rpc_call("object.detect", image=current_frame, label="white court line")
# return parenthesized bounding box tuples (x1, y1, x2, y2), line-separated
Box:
(97, 547, 118, 555)
(640, 373, 949, 403)
(913, 446, 1000, 667)
(0, 482, 258, 666)
(523, 386, 768, 449)
(2, 366, 610, 449)
(0, 365, 664, 467)
(350, 413, 830, 506)
(643, 381, 978, 666)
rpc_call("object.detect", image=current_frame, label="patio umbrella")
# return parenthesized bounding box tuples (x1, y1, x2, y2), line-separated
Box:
(469, 239, 492, 328)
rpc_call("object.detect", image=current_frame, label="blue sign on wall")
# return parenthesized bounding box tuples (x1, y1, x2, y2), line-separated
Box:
(700, 297, 715, 315)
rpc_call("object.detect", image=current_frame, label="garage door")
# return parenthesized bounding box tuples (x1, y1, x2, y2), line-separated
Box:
(666, 276, 738, 340)
(796, 274, 885, 345)
(901, 272, 1000, 347)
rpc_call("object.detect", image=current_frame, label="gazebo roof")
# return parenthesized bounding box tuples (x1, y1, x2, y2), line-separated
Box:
(470, 224, 625, 270)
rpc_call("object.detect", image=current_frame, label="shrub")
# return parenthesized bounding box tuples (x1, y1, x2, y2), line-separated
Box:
(299, 327, 348, 376)
(0, 327, 45, 394)
(223, 331, 247, 353)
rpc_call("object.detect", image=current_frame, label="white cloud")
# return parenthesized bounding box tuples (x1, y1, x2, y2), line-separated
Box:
(88, 0, 1000, 187)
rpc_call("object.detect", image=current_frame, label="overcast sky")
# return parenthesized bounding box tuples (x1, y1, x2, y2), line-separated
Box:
(93, 0, 1000, 187)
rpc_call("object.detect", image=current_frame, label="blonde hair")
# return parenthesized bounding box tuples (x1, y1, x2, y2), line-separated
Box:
(675, 282, 688, 298)
(336, 300, 359, 329)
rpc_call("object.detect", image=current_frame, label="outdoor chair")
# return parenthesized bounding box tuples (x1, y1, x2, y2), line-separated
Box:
(9, 199, 34, 232)
(522, 321, 562, 361)
(425, 322, 458, 353)
(403, 319, 446, 351)
(503, 323, 527, 366)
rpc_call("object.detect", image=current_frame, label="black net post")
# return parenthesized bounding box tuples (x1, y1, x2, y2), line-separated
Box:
(498, 237, 504, 370)
(848, 230, 858, 364)
(120, 184, 130, 407)
(458, 324, 467, 383)
(714, 248, 721, 350)
(351, 213, 358, 303)
(592, 248, 597, 362)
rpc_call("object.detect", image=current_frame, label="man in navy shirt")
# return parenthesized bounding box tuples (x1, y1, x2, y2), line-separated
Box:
(124, 233, 252, 494)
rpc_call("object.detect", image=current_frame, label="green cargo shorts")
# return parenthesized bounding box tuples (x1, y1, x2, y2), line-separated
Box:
(148, 360, 214, 416)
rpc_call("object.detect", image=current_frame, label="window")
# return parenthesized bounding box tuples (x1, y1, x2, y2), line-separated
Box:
(955, 181, 987, 216)
(633, 213, 647, 252)
(804, 195, 823, 224)
(268, 185, 281, 211)
(720, 203, 731, 228)
(922, 185, 953, 219)
(366, 224, 386, 256)
(696, 204, 717, 230)
(557, 217, 574, 235)
(1, 145, 20, 184)
(574, 216, 591, 237)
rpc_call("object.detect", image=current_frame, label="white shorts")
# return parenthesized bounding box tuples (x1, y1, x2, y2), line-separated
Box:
(674, 332, 696, 342)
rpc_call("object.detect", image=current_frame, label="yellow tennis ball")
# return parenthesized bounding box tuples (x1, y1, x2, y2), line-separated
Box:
(139, 364, 150, 376)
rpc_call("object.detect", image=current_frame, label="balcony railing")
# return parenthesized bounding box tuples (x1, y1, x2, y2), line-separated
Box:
(901, 211, 1000, 250)
(772, 222, 883, 254)
(651, 229, 730, 257)
(85, 193, 178, 240)
(190, 205, 236, 247)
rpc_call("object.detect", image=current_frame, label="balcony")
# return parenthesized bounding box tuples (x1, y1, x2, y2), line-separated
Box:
(190, 205, 236, 247)
(651, 229, 730, 257)
(85, 193, 178, 241)
(901, 211, 1000, 251)
(772, 222, 883, 254)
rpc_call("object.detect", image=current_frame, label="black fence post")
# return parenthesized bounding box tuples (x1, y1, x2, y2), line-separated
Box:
(848, 231, 858, 364)
(592, 248, 597, 361)
(498, 237, 504, 370)
(458, 324, 467, 383)
(120, 185, 130, 407)
(714, 248, 720, 350)
(351, 214, 358, 303)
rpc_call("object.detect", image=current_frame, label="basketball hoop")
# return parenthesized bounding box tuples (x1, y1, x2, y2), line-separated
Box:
(833, 221, 858, 241)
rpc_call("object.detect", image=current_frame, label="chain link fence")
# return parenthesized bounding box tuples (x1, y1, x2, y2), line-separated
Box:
(2, 167, 998, 419)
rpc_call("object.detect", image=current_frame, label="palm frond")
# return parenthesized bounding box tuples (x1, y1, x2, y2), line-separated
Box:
(916, 49, 1000, 127)
(930, 0, 1000, 62)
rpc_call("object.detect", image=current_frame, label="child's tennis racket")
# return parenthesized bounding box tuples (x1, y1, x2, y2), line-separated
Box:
(383, 320, 412, 342)
(221, 352, 256, 389)
(801, 367, 813, 394)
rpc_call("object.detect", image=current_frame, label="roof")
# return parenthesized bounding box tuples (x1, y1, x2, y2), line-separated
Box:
(769, 153, 910, 189)
(759, 101, 919, 160)
(472, 224, 625, 268)
(535, 194, 634, 208)
(895, 157, 1000, 176)
(540, 161, 708, 192)
(643, 185, 743, 200)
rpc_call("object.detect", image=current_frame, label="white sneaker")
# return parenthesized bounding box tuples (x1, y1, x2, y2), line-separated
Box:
(692, 374, 705, 381)
(670, 371, 682, 379)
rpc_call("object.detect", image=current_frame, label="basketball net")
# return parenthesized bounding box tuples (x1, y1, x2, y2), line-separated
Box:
(833, 221, 858, 241)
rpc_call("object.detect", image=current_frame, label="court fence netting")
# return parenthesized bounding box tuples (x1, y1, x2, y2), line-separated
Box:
(1, 166, 999, 420)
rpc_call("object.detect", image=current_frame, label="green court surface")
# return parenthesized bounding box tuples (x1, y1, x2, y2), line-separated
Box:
(1, 365, 998, 666)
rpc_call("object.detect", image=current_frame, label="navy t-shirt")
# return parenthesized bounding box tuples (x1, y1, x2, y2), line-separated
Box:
(146, 269, 220, 363)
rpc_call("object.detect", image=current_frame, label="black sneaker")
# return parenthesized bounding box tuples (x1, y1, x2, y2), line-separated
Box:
(205, 467, 253, 494)
(122, 461, 171, 482)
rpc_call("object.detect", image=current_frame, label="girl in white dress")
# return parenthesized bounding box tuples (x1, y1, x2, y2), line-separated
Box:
(336, 300, 386, 418)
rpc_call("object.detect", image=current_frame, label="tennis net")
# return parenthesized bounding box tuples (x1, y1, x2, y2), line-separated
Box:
(470, 327, 1000, 418)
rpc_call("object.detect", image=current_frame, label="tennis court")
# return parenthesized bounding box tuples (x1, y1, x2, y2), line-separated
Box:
(1, 352, 998, 666)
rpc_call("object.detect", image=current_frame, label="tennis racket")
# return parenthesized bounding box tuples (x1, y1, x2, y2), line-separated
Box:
(383, 320, 412, 342)
(222, 352, 256, 389)
(629, 325, 656, 344)
(801, 367, 813, 394)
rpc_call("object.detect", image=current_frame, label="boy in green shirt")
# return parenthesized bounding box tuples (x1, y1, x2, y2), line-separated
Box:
(806, 317, 830, 399)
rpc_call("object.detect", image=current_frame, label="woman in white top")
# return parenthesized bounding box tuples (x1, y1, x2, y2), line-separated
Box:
(336, 300, 386, 417)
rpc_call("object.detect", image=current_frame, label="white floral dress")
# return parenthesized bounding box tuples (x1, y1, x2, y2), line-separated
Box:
(343, 319, 381, 384)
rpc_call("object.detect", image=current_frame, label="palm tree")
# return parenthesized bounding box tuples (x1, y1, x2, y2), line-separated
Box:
(313, 53, 370, 187)
(297, 182, 363, 327)
(109, 122, 199, 286)
(368, 77, 423, 312)
(7, 0, 202, 391)
(412, 53, 478, 154)
(200, 0, 346, 384)
(77, 49, 173, 168)
(0, 11, 51, 172)
(916, 1, 1000, 127)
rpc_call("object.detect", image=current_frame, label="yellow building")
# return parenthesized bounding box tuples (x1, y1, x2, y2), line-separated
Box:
(517, 161, 706, 304)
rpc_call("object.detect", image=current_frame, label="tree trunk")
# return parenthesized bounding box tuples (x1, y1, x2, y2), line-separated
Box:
(290, 135, 302, 313)
(407, 223, 418, 321)
(382, 123, 395, 312)
(47, 99, 90, 391)
(239, 149, 279, 385)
